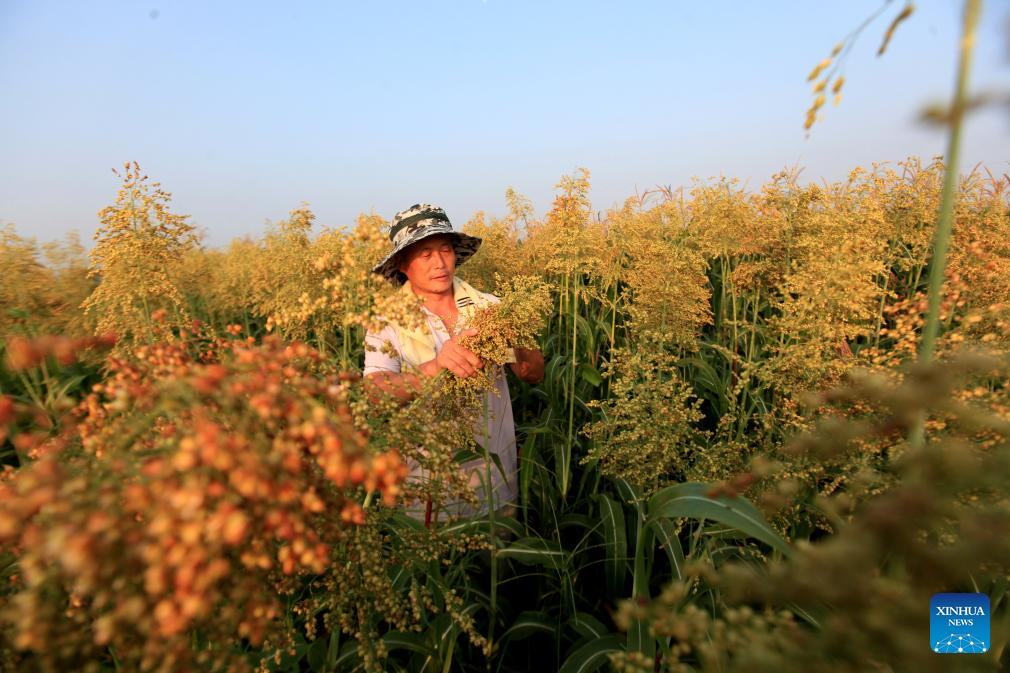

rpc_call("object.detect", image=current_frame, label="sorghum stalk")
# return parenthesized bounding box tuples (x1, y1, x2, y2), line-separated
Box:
(918, 0, 981, 364)
(911, 0, 982, 447)
(481, 392, 499, 651)
(562, 272, 579, 498)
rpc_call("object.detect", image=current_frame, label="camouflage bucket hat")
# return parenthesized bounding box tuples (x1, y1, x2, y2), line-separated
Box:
(371, 203, 482, 285)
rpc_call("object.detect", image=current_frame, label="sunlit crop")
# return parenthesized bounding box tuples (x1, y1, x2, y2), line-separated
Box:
(1, 153, 1008, 671)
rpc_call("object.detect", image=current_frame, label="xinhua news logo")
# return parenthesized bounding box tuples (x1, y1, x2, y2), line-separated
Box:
(931, 593, 989, 654)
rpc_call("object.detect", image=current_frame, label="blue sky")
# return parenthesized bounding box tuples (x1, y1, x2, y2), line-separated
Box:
(1, 1, 1008, 246)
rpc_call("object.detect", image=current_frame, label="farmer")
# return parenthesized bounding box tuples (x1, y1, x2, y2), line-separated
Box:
(363, 203, 544, 518)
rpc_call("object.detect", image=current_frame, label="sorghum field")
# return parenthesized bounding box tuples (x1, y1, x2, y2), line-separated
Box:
(1, 150, 1009, 672)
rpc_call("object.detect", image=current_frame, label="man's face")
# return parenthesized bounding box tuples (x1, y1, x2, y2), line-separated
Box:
(397, 234, 456, 294)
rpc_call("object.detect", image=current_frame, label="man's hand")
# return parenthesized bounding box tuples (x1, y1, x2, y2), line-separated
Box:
(424, 328, 484, 378)
(364, 370, 423, 404)
(510, 347, 545, 384)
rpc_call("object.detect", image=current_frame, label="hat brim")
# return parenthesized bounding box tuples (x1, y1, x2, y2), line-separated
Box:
(371, 231, 482, 285)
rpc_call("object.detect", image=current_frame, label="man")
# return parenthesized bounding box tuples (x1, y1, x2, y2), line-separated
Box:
(363, 203, 544, 518)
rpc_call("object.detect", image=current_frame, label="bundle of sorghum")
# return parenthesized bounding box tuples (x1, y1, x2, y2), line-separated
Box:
(444, 275, 552, 404)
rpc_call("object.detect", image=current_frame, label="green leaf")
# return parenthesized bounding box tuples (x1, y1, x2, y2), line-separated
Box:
(487, 450, 506, 481)
(611, 478, 644, 510)
(438, 518, 487, 536)
(493, 515, 526, 540)
(544, 353, 569, 401)
(499, 537, 567, 568)
(437, 514, 522, 540)
(518, 430, 540, 519)
(647, 483, 792, 557)
(558, 634, 624, 673)
(626, 618, 653, 659)
(569, 313, 596, 360)
(325, 629, 341, 670)
(628, 519, 656, 657)
(388, 512, 427, 533)
(382, 630, 433, 657)
(333, 642, 361, 671)
(55, 373, 88, 399)
(580, 362, 603, 387)
(452, 448, 482, 463)
(989, 575, 1009, 613)
(630, 520, 652, 599)
(558, 512, 595, 533)
(570, 612, 609, 640)
(390, 565, 414, 595)
(501, 611, 558, 641)
(306, 638, 327, 672)
(596, 494, 627, 596)
(648, 518, 685, 580)
(679, 354, 728, 416)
